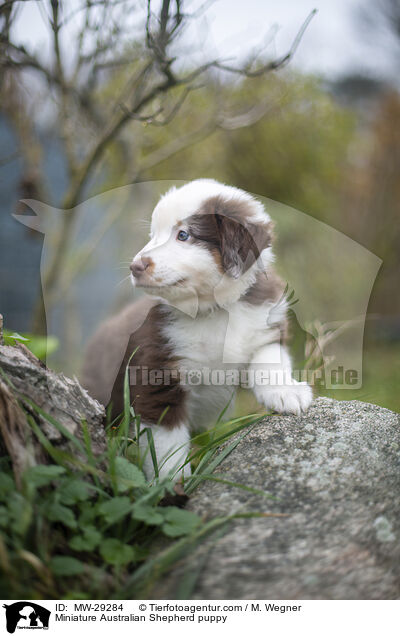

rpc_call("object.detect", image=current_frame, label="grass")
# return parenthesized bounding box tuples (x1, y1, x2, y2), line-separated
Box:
(320, 341, 400, 414)
(0, 362, 272, 600)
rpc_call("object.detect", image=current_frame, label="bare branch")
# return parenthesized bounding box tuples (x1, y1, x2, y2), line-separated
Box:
(132, 122, 217, 180)
(119, 82, 202, 126)
(212, 9, 317, 77)
(50, 0, 78, 179)
(217, 99, 279, 131)
(0, 40, 104, 127)
(146, 0, 183, 84)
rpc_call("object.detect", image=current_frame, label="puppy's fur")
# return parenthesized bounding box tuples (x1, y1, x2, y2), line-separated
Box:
(81, 180, 312, 480)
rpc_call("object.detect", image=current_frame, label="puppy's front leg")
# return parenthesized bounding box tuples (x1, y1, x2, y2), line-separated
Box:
(139, 422, 191, 482)
(249, 343, 312, 415)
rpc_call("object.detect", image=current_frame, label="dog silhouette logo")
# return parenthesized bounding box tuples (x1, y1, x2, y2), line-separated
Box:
(3, 602, 50, 633)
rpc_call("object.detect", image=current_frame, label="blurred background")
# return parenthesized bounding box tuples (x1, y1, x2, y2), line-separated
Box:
(0, 0, 399, 411)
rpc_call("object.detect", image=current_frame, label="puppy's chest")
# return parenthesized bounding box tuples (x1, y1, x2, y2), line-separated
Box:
(162, 304, 270, 366)
(163, 310, 231, 366)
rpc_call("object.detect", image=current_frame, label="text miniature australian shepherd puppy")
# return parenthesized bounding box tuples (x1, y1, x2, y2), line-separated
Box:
(82, 180, 312, 481)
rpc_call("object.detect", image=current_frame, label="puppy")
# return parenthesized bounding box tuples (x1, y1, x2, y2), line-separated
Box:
(81, 180, 312, 481)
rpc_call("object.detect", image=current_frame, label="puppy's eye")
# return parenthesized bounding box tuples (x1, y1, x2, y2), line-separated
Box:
(177, 230, 190, 241)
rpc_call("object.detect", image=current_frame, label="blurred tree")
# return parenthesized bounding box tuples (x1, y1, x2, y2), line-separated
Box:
(0, 0, 315, 333)
(146, 73, 355, 222)
(358, 0, 400, 67)
(345, 91, 400, 316)
(350, 0, 400, 319)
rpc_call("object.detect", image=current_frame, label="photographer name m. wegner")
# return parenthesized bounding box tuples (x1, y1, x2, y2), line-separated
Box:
(129, 365, 359, 388)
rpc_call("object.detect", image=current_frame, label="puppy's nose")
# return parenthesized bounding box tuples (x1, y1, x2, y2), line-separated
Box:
(130, 256, 152, 277)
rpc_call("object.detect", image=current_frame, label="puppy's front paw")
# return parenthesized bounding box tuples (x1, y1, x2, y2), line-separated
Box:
(262, 381, 312, 415)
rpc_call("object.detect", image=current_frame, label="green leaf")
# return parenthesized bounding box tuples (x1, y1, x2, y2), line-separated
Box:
(24, 465, 66, 488)
(78, 505, 98, 526)
(8, 493, 32, 535)
(3, 330, 59, 360)
(132, 502, 164, 526)
(50, 556, 84, 576)
(99, 538, 136, 566)
(0, 505, 9, 527)
(45, 502, 77, 529)
(59, 479, 91, 505)
(80, 419, 102, 491)
(123, 347, 139, 432)
(145, 428, 159, 478)
(4, 331, 29, 345)
(125, 442, 140, 465)
(161, 507, 202, 538)
(26, 404, 85, 454)
(188, 474, 275, 499)
(114, 457, 146, 492)
(97, 497, 131, 523)
(0, 473, 14, 498)
(69, 526, 102, 552)
(26, 335, 59, 360)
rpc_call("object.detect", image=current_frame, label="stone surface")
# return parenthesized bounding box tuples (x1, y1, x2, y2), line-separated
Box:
(0, 343, 106, 480)
(154, 397, 400, 599)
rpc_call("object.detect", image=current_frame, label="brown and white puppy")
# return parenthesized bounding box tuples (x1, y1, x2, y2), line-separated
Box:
(81, 180, 312, 481)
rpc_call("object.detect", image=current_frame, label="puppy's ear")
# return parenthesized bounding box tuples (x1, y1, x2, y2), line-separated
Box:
(215, 213, 272, 278)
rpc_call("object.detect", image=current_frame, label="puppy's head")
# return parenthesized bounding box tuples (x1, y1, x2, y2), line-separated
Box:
(130, 180, 273, 306)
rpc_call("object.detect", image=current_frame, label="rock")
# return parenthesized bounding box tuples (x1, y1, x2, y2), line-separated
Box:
(0, 343, 106, 482)
(154, 397, 400, 599)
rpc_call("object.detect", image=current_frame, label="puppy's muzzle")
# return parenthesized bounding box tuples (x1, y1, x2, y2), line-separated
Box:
(130, 255, 152, 278)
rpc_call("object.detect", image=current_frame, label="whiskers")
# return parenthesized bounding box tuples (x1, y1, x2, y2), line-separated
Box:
(115, 259, 133, 272)
(116, 274, 132, 287)
(135, 218, 151, 231)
